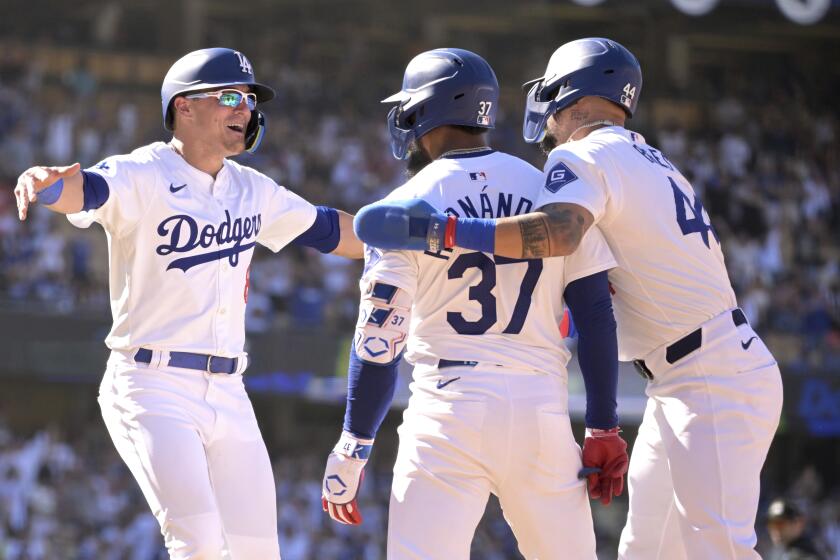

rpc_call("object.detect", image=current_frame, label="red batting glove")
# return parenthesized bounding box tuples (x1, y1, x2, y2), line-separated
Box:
(322, 470, 365, 525)
(580, 427, 629, 505)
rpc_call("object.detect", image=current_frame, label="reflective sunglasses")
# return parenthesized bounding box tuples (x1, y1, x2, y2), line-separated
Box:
(185, 89, 257, 111)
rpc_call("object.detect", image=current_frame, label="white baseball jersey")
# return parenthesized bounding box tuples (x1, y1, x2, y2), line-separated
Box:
(363, 149, 616, 376)
(535, 126, 738, 360)
(68, 141, 317, 357)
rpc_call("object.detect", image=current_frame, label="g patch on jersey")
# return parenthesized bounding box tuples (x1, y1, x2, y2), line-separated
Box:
(544, 162, 578, 193)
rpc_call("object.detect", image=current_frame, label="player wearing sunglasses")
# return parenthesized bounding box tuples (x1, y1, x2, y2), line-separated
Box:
(13, 48, 363, 559)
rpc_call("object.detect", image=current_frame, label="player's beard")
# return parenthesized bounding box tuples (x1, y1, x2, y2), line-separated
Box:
(539, 131, 559, 156)
(405, 141, 433, 178)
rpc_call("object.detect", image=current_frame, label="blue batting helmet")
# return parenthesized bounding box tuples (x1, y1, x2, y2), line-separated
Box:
(522, 38, 642, 144)
(161, 48, 275, 153)
(383, 48, 499, 160)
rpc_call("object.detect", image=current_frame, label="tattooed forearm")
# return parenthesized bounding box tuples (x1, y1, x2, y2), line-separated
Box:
(518, 215, 552, 258)
(539, 203, 590, 257)
(496, 203, 592, 259)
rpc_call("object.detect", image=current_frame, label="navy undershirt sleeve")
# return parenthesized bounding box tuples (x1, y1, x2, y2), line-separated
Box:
(81, 171, 110, 211)
(292, 205, 341, 253)
(342, 345, 400, 439)
(563, 270, 618, 429)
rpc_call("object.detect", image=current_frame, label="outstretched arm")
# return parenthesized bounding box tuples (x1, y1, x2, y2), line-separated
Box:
(292, 207, 363, 258)
(14, 164, 83, 220)
(352, 198, 593, 259)
(332, 210, 364, 258)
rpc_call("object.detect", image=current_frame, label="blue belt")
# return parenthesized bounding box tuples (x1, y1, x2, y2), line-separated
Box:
(134, 348, 238, 374)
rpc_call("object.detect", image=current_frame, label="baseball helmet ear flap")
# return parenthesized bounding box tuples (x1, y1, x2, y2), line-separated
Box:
(245, 110, 266, 154)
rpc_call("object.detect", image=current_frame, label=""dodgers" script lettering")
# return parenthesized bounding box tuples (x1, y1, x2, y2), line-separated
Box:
(156, 210, 262, 271)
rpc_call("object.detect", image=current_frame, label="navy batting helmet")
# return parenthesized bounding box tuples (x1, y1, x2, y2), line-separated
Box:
(522, 38, 642, 144)
(161, 48, 275, 153)
(383, 48, 499, 160)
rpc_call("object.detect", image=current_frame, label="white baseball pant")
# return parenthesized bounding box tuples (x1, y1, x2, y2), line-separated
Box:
(388, 365, 597, 560)
(98, 351, 280, 560)
(618, 309, 783, 559)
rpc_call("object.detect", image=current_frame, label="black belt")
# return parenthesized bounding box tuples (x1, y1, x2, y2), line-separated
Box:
(633, 309, 747, 381)
(438, 359, 478, 369)
(134, 348, 239, 374)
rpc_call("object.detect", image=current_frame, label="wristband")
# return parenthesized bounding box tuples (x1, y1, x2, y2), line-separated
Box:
(454, 218, 496, 254)
(334, 431, 374, 460)
(444, 215, 457, 249)
(38, 178, 64, 205)
(586, 427, 621, 438)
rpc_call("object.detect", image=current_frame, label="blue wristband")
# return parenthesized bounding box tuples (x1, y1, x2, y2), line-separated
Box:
(38, 178, 64, 205)
(455, 218, 496, 254)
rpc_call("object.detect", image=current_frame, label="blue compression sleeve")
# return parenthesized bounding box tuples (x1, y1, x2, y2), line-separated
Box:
(292, 206, 340, 253)
(563, 270, 618, 429)
(454, 218, 495, 254)
(81, 171, 110, 211)
(342, 345, 400, 439)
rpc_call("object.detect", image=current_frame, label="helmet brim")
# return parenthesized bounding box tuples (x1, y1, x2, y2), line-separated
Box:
(382, 90, 410, 104)
(521, 76, 543, 92)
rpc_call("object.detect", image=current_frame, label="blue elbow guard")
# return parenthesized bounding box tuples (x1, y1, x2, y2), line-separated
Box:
(353, 199, 445, 251)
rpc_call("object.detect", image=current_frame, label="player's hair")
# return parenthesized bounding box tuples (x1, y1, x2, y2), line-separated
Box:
(451, 125, 488, 136)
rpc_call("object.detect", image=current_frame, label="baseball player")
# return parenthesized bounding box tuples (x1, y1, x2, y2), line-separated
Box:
(13, 48, 361, 559)
(321, 48, 628, 560)
(355, 38, 784, 559)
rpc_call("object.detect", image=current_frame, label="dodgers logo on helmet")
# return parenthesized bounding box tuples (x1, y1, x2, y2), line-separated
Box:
(160, 48, 275, 154)
(234, 51, 253, 75)
(522, 38, 643, 144)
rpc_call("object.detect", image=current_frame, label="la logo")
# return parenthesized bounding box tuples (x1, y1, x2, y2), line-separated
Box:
(234, 51, 253, 75)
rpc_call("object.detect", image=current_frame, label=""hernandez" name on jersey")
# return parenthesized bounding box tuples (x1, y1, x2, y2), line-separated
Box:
(444, 191, 533, 219)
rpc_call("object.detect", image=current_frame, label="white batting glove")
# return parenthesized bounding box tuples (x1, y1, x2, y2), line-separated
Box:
(322, 431, 373, 525)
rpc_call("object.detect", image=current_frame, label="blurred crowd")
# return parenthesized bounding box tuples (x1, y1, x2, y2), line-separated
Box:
(1, 415, 838, 559)
(1, 45, 838, 370)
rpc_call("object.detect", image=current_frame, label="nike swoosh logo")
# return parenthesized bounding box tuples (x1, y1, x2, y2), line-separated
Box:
(436, 376, 461, 390)
(741, 336, 757, 350)
(169, 183, 187, 193)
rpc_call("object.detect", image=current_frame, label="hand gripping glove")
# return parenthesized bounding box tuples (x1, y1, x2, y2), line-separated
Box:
(322, 432, 373, 525)
(580, 427, 629, 505)
(353, 199, 451, 253)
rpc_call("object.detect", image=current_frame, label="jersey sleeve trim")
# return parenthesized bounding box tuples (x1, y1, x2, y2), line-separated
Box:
(291, 206, 340, 253)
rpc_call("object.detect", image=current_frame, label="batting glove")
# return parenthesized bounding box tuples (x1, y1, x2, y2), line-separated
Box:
(580, 427, 629, 506)
(353, 199, 451, 253)
(322, 431, 373, 525)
